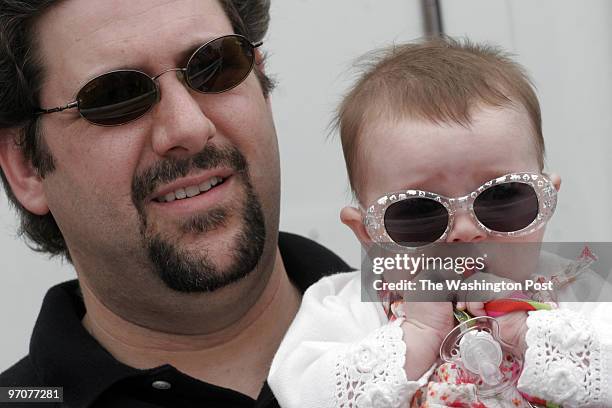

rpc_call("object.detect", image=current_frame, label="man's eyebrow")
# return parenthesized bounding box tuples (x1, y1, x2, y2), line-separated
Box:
(180, 36, 220, 62)
(114, 38, 208, 71)
(70, 36, 220, 93)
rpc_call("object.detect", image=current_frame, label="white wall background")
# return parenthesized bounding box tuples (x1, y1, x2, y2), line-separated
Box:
(270, 0, 424, 275)
(440, 0, 612, 242)
(1, 0, 611, 371)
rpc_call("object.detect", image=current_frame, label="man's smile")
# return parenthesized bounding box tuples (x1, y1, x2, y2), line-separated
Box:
(153, 175, 228, 203)
(148, 169, 236, 215)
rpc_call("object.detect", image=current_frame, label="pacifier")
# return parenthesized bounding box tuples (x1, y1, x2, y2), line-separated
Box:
(440, 316, 522, 397)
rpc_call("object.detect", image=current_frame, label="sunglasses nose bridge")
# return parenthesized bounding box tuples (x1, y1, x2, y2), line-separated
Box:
(448, 196, 472, 215)
(152, 67, 187, 82)
(151, 68, 188, 103)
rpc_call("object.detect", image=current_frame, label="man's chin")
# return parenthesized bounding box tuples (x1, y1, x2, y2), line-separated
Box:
(145, 234, 250, 293)
(141, 175, 267, 293)
(145, 220, 265, 293)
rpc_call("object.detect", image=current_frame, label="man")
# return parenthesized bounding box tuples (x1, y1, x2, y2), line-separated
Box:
(0, 0, 350, 406)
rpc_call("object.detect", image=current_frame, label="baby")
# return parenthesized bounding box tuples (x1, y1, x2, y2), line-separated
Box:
(269, 38, 612, 407)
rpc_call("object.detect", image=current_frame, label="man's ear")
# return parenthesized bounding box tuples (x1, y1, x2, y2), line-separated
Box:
(0, 130, 49, 215)
(340, 206, 371, 245)
(254, 48, 272, 106)
(255, 48, 266, 71)
(548, 172, 562, 192)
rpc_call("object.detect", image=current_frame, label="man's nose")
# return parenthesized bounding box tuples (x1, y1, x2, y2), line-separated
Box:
(445, 212, 486, 243)
(149, 73, 215, 158)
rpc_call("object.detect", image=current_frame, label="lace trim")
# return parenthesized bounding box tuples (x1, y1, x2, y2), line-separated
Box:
(518, 309, 603, 407)
(333, 318, 418, 408)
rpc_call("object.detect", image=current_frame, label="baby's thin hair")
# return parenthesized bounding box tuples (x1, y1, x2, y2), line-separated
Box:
(333, 36, 544, 200)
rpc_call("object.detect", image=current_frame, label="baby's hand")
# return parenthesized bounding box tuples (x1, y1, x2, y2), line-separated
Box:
(496, 311, 529, 355)
(458, 272, 519, 304)
(456, 301, 486, 317)
(399, 301, 454, 380)
(456, 302, 529, 354)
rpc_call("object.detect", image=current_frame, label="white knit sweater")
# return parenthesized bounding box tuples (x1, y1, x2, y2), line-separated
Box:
(269, 267, 612, 407)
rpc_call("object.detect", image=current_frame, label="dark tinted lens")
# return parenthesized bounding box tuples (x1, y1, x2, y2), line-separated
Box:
(474, 182, 538, 232)
(384, 198, 449, 246)
(77, 71, 157, 126)
(186, 35, 255, 93)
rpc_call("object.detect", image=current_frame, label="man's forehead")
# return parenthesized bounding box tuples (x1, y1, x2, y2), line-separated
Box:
(35, 0, 232, 86)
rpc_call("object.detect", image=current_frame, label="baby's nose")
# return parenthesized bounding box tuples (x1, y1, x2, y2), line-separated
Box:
(446, 212, 486, 243)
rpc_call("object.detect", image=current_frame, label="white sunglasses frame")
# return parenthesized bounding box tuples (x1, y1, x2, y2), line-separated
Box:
(362, 172, 558, 251)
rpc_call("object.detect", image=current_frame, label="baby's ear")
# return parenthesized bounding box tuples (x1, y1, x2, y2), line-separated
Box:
(548, 173, 562, 192)
(0, 129, 49, 215)
(340, 206, 371, 244)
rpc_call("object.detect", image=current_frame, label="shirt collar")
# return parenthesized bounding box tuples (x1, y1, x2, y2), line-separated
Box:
(30, 279, 140, 406)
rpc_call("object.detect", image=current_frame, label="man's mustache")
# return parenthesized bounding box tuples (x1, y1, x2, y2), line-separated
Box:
(131, 144, 248, 210)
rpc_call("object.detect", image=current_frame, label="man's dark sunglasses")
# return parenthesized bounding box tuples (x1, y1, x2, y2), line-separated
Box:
(36, 34, 262, 126)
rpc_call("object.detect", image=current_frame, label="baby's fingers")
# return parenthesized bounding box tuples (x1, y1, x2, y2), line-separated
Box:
(466, 301, 486, 316)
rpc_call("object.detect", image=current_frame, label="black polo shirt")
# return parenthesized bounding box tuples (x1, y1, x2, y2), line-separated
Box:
(0, 232, 352, 408)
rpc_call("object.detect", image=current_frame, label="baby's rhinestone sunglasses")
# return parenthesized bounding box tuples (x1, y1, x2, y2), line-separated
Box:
(363, 173, 557, 249)
(36, 34, 262, 126)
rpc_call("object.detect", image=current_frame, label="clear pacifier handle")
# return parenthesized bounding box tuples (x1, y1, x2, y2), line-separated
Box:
(459, 330, 503, 385)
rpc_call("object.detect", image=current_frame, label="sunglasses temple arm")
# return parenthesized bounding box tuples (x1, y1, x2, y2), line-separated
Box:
(37, 101, 78, 115)
(357, 204, 370, 224)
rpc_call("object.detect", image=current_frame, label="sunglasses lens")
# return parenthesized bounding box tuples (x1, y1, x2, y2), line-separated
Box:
(77, 71, 157, 126)
(384, 198, 449, 247)
(474, 182, 538, 232)
(187, 35, 255, 93)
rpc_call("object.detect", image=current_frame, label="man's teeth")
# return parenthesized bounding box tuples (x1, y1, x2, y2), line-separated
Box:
(156, 176, 224, 203)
